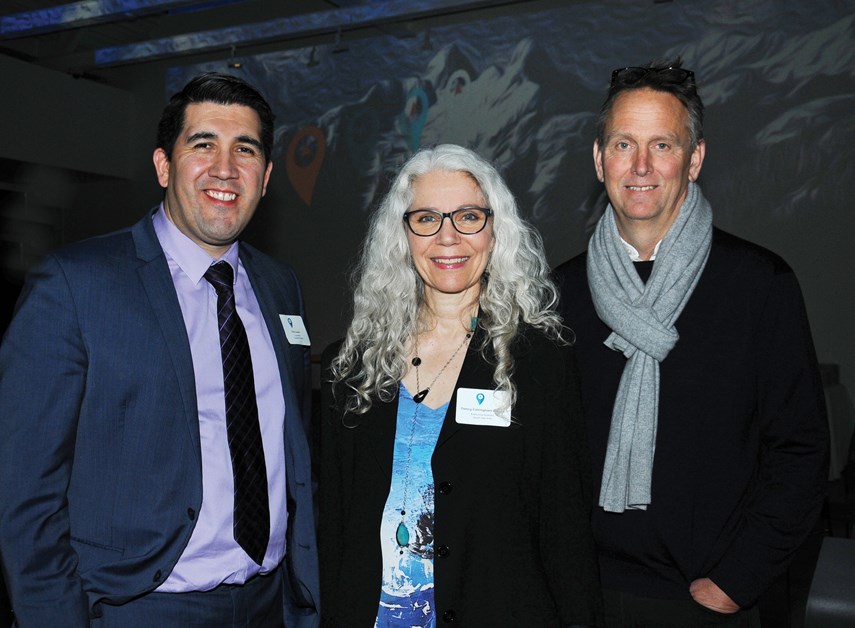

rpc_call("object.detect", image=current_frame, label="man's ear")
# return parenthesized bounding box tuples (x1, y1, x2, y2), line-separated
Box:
(688, 139, 706, 182)
(593, 140, 605, 183)
(153, 148, 170, 188)
(261, 161, 273, 197)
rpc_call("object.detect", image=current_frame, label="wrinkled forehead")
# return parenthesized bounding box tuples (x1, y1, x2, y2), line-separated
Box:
(603, 89, 691, 141)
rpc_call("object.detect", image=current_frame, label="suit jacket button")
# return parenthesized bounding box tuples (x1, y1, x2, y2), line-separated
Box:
(442, 609, 456, 623)
(187, 507, 196, 520)
(437, 545, 450, 558)
(153, 570, 162, 582)
(438, 481, 453, 494)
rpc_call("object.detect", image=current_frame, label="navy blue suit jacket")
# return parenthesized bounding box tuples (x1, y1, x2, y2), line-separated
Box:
(0, 211, 320, 626)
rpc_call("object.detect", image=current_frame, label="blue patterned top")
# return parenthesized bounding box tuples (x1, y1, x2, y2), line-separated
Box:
(375, 384, 448, 627)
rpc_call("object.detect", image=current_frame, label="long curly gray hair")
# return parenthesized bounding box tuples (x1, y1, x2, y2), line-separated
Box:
(331, 144, 564, 414)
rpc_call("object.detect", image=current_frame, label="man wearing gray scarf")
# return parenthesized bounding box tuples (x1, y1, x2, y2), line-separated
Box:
(554, 60, 828, 626)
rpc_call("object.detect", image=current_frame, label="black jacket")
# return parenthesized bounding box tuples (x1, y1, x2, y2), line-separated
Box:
(553, 227, 829, 608)
(319, 325, 602, 626)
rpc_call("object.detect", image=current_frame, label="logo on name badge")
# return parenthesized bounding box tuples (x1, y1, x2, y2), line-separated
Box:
(456, 388, 510, 427)
(279, 315, 310, 346)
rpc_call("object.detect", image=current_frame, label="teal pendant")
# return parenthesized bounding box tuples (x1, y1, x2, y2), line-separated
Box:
(396, 521, 410, 547)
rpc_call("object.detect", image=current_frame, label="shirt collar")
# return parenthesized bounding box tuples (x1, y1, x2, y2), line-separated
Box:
(619, 235, 662, 262)
(152, 204, 240, 285)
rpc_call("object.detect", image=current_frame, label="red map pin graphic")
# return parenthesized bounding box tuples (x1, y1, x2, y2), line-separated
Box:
(286, 126, 326, 206)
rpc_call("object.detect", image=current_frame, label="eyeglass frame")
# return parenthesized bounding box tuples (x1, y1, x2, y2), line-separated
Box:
(610, 66, 695, 87)
(402, 206, 494, 237)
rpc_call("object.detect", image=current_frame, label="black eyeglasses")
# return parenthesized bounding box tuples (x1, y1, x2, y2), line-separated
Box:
(403, 207, 493, 237)
(610, 66, 695, 87)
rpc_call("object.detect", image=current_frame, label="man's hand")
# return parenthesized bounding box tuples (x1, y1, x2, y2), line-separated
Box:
(689, 578, 740, 614)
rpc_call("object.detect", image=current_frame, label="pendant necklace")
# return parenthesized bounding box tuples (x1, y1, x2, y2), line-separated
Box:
(396, 316, 477, 553)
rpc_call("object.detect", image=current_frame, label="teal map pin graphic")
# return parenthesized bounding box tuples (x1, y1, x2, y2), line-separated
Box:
(476, 393, 485, 405)
(399, 86, 429, 152)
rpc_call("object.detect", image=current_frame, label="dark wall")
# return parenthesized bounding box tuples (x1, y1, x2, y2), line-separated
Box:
(3, 0, 854, 399)
(167, 0, 855, 394)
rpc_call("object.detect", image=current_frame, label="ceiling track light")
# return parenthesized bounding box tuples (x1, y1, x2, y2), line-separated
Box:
(227, 45, 242, 69)
(332, 28, 349, 54)
(422, 28, 433, 51)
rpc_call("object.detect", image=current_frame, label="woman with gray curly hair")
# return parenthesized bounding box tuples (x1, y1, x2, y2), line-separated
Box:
(319, 144, 602, 627)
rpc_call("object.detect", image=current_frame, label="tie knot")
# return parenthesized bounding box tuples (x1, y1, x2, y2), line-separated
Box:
(204, 261, 235, 294)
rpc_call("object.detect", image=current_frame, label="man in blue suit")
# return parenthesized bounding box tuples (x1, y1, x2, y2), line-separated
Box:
(0, 73, 319, 626)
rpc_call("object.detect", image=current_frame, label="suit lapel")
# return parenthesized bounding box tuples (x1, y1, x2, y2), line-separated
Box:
(352, 329, 497, 478)
(435, 328, 495, 450)
(241, 252, 297, 408)
(132, 211, 202, 464)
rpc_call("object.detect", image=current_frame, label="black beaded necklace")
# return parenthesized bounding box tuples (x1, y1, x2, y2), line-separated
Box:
(396, 317, 476, 550)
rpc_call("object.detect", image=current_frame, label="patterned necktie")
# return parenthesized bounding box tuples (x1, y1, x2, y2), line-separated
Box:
(204, 261, 270, 566)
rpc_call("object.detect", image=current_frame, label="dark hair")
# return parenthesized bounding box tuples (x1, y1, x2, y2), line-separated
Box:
(156, 72, 275, 163)
(596, 58, 704, 150)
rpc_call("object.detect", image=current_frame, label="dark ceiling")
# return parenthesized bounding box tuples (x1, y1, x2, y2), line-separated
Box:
(0, 0, 533, 82)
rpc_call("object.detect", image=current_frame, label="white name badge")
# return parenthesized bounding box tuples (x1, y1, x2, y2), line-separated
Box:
(455, 387, 511, 428)
(279, 315, 311, 346)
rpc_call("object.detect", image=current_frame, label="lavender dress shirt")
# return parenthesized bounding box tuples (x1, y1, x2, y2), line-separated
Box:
(152, 207, 287, 591)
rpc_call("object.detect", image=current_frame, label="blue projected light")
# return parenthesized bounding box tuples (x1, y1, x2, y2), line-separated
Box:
(0, 0, 242, 39)
(93, 0, 495, 67)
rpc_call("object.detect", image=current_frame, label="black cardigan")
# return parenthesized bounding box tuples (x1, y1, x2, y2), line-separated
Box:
(318, 325, 603, 626)
(553, 227, 829, 608)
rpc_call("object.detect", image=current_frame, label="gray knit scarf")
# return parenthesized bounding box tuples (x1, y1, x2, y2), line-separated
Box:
(587, 182, 713, 512)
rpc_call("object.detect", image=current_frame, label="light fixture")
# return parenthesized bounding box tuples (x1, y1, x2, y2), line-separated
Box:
(227, 45, 242, 69)
(332, 28, 348, 54)
(421, 28, 432, 51)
